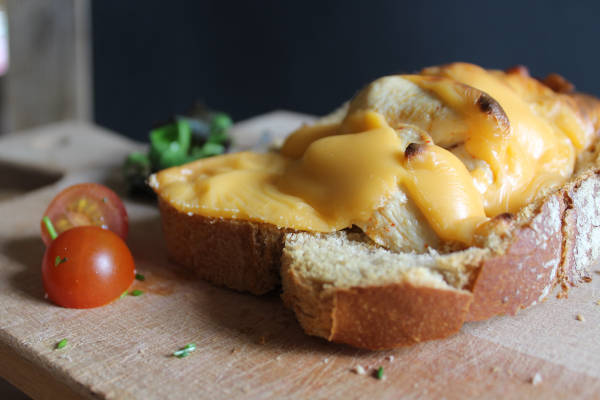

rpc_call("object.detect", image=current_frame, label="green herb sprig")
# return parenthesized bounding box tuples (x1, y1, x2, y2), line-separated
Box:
(376, 366, 384, 380)
(123, 108, 233, 197)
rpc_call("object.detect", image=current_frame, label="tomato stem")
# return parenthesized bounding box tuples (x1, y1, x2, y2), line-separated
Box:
(42, 216, 58, 240)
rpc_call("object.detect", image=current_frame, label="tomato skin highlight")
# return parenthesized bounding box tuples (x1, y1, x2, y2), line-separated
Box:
(41, 183, 129, 246)
(42, 226, 135, 309)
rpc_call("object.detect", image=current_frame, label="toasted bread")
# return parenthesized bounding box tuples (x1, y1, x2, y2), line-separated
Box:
(152, 63, 600, 349)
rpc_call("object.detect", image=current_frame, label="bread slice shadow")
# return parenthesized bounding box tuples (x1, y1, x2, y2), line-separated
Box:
(201, 284, 376, 357)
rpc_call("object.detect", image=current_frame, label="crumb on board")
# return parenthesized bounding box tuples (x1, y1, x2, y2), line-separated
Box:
(323, 358, 329, 364)
(576, 314, 585, 322)
(230, 347, 239, 354)
(491, 366, 502, 373)
(352, 365, 366, 375)
(582, 276, 592, 283)
(531, 372, 543, 386)
(595, 300, 600, 306)
(386, 355, 395, 362)
(276, 355, 282, 361)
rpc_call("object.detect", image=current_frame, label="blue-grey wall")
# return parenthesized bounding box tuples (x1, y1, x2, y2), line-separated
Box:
(92, 0, 600, 140)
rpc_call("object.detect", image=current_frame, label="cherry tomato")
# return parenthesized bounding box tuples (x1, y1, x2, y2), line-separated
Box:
(42, 226, 135, 308)
(40, 183, 128, 246)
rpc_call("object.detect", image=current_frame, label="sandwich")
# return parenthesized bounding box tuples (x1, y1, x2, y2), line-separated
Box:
(149, 62, 600, 349)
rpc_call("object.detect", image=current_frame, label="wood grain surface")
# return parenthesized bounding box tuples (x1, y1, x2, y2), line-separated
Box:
(0, 116, 599, 399)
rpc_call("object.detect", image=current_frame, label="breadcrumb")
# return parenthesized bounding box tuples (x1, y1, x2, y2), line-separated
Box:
(576, 314, 585, 322)
(385, 355, 395, 362)
(353, 365, 366, 375)
(531, 372, 543, 386)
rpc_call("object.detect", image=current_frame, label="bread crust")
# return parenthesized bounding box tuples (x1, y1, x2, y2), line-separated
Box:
(331, 285, 472, 349)
(468, 170, 599, 321)
(466, 193, 564, 321)
(157, 198, 289, 295)
(281, 264, 473, 349)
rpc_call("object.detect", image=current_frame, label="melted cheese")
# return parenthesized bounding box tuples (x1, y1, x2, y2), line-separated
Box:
(154, 110, 488, 243)
(421, 63, 591, 215)
(152, 63, 594, 246)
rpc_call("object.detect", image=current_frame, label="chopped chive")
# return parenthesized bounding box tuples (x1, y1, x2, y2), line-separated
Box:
(184, 343, 196, 351)
(376, 366, 384, 380)
(54, 256, 67, 266)
(55, 339, 68, 350)
(42, 216, 58, 240)
(130, 289, 144, 296)
(135, 273, 145, 281)
(173, 343, 196, 358)
(119, 290, 128, 299)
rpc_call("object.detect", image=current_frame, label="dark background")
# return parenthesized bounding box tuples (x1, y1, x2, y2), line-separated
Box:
(91, 1, 599, 141)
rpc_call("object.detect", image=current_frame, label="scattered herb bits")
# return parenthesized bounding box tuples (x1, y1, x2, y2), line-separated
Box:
(173, 343, 197, 358)
(130, 289, 144, 297)
(55, 339, 68, 350)
(376, 366, 384, 380)
(54, 256, 67, 266)
(135, 273, 145, 281)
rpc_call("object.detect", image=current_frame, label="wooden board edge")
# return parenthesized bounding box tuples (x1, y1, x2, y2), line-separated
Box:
(0, 341, 98, 400)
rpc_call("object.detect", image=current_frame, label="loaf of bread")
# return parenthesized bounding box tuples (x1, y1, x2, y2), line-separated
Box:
(151, 63, 600, 349)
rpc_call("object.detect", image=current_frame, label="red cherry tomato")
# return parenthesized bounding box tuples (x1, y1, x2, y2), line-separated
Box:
(40, 183, 128, 246)
(42, 226, 135, 308)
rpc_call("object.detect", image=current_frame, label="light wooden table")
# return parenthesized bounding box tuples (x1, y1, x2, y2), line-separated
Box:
(0, 116, 599, 399)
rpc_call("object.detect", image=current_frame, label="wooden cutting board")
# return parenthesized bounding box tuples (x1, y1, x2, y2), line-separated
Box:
(0, 115, 599, 400)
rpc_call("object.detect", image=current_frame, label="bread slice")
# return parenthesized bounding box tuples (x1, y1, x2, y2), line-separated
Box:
(154, 143, 600, 349)
(152, 64, 600, 349)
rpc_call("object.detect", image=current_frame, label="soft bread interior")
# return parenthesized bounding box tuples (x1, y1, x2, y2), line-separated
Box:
(283, 231, 489, 291)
